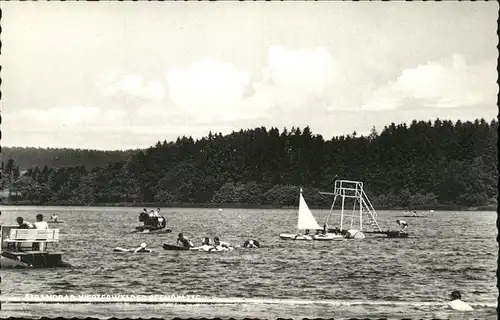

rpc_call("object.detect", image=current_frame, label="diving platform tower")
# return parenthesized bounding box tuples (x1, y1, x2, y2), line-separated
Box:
(320, 180, 382, 232)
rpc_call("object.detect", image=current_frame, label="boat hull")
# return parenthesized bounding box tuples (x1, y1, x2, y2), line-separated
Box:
(279, 233, 313, 240)
(312, 233, 344, 241)
(134, 226, 172, 234)
(386, 231, 409, 238)
(163, 244, 190, 251)
(48, 221, 65, 224)
(113, 247, 152, 253)
(395, 216, 426, 218)
(0, 252, 71, 269)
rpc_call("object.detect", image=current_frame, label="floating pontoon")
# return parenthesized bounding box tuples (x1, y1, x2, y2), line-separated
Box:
(1, 225, 71, 268)
(320, 180, 407, 238)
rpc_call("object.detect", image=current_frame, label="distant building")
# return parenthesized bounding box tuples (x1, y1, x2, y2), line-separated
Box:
(0, 188, 22, 199)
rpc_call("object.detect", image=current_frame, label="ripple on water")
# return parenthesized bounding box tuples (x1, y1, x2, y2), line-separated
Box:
(0, 207, 496, 318)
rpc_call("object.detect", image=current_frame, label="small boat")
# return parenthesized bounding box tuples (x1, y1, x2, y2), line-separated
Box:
(163, 243, 190, 251)
(162, 244, 234, 252)
(133, 226, 172, 234)
(134, 213, 171, 233)
(1, 225, 71, 268)
(48, 220, 65, 224)
(312, 233, 343, 241)
(113, 247, 152, 253)
(279, 189, 323, 241)
(386, 231, 409, 238)
(395, 215, 426, 218)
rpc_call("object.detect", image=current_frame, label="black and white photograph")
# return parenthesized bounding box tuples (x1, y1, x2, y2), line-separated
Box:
(0, 1, 497, 319)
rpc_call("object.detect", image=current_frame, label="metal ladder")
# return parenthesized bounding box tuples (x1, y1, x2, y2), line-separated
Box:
(360, 190, 382, 232)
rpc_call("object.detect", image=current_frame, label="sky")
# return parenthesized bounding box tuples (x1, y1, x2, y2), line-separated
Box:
(1, 2, 498, 150)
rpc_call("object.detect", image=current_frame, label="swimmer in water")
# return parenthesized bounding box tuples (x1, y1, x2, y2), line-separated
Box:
(243, 239, 260, 248)
(209, 237, 231, 251)
(134, 243, 149, 253)
(201, 237, 211, 246)
(448, 290, 473, 311)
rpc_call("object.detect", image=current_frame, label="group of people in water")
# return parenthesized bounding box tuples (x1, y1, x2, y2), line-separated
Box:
(176, 233, 260, 251)
(138, 208, 167, 229)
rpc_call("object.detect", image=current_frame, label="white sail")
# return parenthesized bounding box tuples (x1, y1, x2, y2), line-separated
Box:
(297, 189, 321, 230)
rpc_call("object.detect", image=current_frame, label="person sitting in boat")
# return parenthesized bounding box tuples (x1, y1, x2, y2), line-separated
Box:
(201, 237, 212, 246)
(323, 223, 328, 235)
(134, 243, 150, 253)
(139, 209, 149, 223)
(50, 213, 58, 222)
(177, 233, 194, 248)
(243, 239, 260, 248)
(396, 219, 408, 233)
(157, 217, 166, 228)
(16, 217, 34, 229)
(305, 229, 310, 235)
(448, 290, 473, 311)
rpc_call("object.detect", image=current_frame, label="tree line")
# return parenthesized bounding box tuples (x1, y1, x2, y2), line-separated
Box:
(1, 147, 138, 170)
(1, 118, 497, 209)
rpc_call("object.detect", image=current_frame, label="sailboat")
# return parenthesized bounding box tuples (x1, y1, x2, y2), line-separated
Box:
(279, 189, 323, 240)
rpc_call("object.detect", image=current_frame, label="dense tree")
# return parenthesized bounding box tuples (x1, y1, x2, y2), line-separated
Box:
(1, 118, 497, 209)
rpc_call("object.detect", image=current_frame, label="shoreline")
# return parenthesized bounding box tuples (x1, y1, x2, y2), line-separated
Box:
(0, 201, 496, 211)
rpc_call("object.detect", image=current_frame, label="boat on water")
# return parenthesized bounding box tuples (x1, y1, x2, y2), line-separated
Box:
(134, 225, 172, 234)
(134, 211, 171, 233)
(395, 210, 426, 218)
(386, 231, 409, 238)
(163, 243, 190, 251)
(279, 189, 343, 241)
(1, 225, 71, 268)
(395, 215, 426, 218)
(162, 244, 233, 252)
(48, 220, 65, 224)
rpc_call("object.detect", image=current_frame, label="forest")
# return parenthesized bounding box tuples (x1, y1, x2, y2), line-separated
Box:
(1, 147, 138, 169)
(1, 118, 497, 210)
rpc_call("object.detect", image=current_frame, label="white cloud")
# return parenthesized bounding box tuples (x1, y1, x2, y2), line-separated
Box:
(166, 60, 250, 113)
(362, 54, 498, 110)
(268, 45, 335, 98)
(97, 74, 166, 101)
(164, 47, 337, 124)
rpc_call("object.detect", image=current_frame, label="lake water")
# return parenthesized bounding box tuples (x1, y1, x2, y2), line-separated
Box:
(0, 206, 497, 319)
